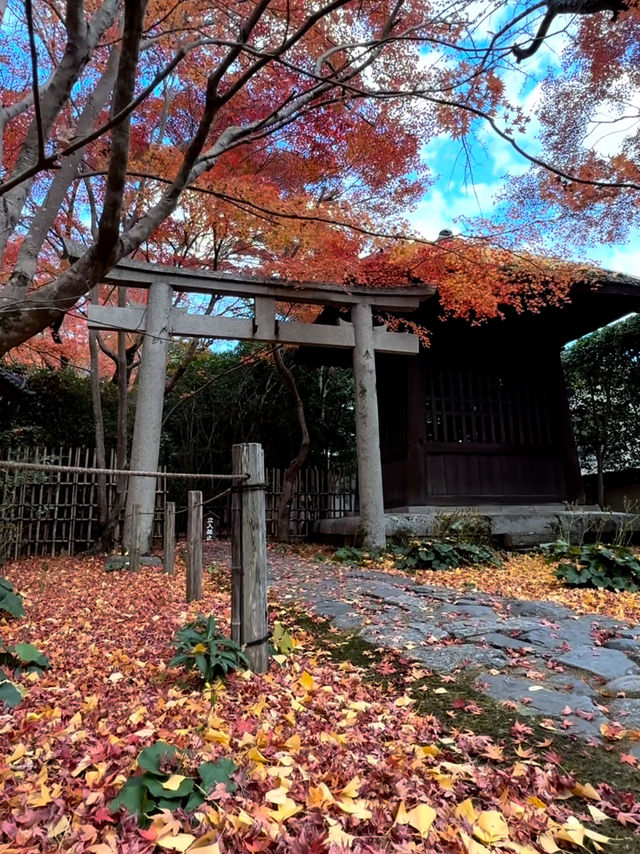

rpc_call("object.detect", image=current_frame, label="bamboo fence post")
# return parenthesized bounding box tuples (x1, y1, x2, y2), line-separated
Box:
(129, 504, 141, 572)
(164, 501, 175, 575)
(231, 443, 269, 674)
(186, 490, 202, 601)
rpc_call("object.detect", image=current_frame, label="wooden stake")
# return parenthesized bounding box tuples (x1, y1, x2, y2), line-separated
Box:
(164, 501, 175, 575)
(130, 504, 141, 572)
(186, 490, 202, 601)
(231, 444, 269, 673)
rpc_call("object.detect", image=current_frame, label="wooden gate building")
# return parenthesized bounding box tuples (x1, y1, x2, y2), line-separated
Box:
(313, 270, 640, 537)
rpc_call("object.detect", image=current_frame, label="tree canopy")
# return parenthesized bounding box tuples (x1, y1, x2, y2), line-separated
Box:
(1, 0, 637, 360)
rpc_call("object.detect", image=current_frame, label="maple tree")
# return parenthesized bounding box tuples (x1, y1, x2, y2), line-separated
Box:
(500, 2, 640, 249)
(0, 0, 636, 361)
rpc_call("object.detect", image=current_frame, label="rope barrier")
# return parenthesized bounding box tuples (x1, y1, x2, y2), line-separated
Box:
(0, 459, 248, 481)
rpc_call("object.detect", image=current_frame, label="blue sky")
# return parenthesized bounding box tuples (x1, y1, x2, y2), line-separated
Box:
(406, 9, 640, 277)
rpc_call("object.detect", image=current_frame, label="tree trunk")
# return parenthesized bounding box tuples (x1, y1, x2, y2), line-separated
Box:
(89, 321, 108, 528)
(271, 346, 310, 542)
(596, 449, 605, 508)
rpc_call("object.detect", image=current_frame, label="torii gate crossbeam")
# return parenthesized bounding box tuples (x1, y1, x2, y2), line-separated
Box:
(84, 255, 435, 552)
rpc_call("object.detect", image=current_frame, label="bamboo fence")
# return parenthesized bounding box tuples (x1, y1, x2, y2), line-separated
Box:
(0, 447, 356, 557)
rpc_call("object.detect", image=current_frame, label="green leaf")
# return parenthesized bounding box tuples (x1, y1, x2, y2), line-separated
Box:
(0, 590, 25, 618)
(142, 773, 195, 799)
(11, 643, 49, 669)
(198, 758, 237, 793)
(137, 741, 178, 775)
(185, 790, 206, 811)
(0, 677, 23, 708)
(194, 653, 209, 677)
(109, 776, 148, 817)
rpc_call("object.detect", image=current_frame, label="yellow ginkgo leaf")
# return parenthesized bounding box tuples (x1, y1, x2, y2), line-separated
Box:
(460, 830, 491, 854)
(299, 670, 316, 691)
(269, 797, 302, 823)
(335, 798, 373, 820)
(339, 775, 361, 798)
(556, 817, 585, 847)
(285, 733, 301, 751)
(187, 842, 220, 854)
(473, 811, 510, 846)
(455, 799, 478, 823)
(407, 803, 437, 839)
(247, 746, 269, 763)
(394, 800, 411, 826)
(588, 804, 609, 824)
(205, 729, 230, 747)
(265, 786, 289, 805)
(157, 833, 197, 852)
(584, 827, 613, 844)
(47, 816, 70, 838)
(537, 831, 561, 853)
(7, 744, 26, 764)
(418, 744, 441, 758)
(573, 782, 600, 801)
(306, 783, 335, 809)
(27, 785, 51, 807)
(162, 774, 186, 791)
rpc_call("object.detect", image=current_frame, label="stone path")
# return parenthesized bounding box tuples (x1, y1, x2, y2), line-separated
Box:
(207, 543, 640, 744)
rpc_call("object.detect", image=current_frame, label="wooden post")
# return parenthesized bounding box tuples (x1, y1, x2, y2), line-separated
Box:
(231, 444, 269, 673)
(164, 501, 175, 575)
(351, 302, 386, 551)
(186, 490, 202, 601)
(130, 504, 141, 572)
(231, 471, 242, 644)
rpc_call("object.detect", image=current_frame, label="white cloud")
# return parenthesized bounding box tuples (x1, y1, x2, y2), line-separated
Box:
(595, 242, 640, 276)
(407, 182, 504, 239)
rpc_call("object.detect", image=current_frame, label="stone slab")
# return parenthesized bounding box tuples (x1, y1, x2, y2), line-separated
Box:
(609, 699, 640, 728)
(602, 675, 640, 697)
(558, 647, 637, 681)
(411, 644, 507, 673)
(507, 600, 571, 622)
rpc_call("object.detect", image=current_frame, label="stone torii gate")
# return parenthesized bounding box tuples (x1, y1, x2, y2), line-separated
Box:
(86, 256, 434, 552)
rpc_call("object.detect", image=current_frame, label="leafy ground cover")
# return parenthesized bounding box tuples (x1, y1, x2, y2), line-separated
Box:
(1, 552, 640, 853)
(414, 553, 640, 625)
(314, 544, 640, 625)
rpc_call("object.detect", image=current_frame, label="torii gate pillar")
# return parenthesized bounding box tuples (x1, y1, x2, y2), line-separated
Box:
(124, 280, 173, 554)
(352, 302, 386, 551)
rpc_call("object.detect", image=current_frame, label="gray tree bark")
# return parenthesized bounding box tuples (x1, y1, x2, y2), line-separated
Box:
(124, 280, 172, 554)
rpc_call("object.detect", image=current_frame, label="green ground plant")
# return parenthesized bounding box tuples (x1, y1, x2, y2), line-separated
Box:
(543, 540, 640, 592)
(169, 614, 248, 683)
(109, 741, 236, 825)
(0, 641, 50, 707)
(330, 538, 502, 572)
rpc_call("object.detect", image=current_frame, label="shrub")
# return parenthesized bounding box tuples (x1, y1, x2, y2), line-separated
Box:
(332, 545, 378, 566)
(543, 540, 640, 592)
(389, 539, 502, 572)
(169, 614, 248, 683)
(331, 540, 501, 571)
(109, 741, 236, 824)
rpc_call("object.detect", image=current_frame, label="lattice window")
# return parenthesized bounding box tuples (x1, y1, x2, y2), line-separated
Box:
(425, 358, 554, 445)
